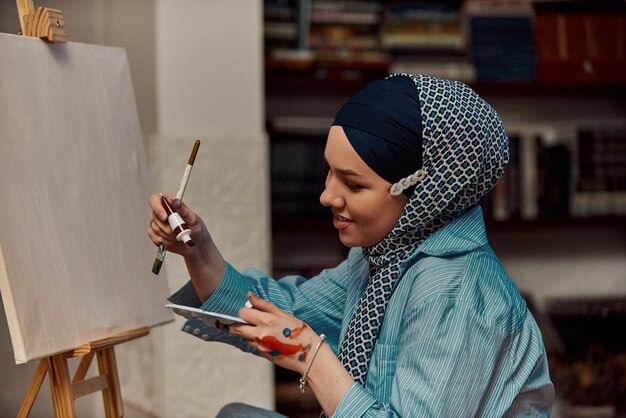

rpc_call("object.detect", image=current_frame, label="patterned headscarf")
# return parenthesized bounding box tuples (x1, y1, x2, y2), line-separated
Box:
(336, 73, 509, 386)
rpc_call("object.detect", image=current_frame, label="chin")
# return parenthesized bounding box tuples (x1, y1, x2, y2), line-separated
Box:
(338, 232, 357, 247)
(339, 232, 372, 248)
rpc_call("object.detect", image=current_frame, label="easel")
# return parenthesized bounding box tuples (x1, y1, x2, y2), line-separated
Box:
(17, 326, 149, 418)
(16, 0, 66, 43)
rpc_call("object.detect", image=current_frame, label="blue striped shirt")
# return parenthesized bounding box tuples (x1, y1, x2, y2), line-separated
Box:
(169, 206, 555, 417)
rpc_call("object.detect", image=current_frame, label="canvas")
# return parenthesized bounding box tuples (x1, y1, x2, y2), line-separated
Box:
(0, 33, 173, 364)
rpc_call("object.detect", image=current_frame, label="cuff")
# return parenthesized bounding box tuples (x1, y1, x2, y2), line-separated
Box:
(199, 262, 251, 316)
(168, 262, 259, 355)
(166, 261, 250, 315)
(332, 383, 378, 418)
(167, 281, 202, 307)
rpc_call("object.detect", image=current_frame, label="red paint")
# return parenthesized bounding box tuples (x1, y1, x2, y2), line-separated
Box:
(161, 196, 184, 223)
(289, 323, 308, 339)
(256, 336, 304, 356)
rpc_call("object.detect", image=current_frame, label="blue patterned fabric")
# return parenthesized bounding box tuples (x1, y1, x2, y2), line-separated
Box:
(169, 206, 555, 417)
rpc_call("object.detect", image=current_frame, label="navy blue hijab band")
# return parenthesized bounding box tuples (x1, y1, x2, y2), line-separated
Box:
(332, 75, 423, 196)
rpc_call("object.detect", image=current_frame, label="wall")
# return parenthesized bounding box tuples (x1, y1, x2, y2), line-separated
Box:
(0, 1, 273, 416)
(117, 1, 272, 417)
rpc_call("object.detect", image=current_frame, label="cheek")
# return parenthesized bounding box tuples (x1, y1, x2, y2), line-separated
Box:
(351, 195, 403, 232)
(375, 207, 403, 234)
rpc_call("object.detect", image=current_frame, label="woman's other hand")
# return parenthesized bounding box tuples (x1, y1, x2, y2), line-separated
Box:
(229, 293, 322, 375)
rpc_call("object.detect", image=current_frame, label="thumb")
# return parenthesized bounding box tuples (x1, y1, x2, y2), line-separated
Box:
(247, 292, 282, 315)
(172, 199, 197, 225)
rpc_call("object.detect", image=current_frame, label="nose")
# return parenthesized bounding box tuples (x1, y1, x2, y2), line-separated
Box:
(320, 181, 345, 209)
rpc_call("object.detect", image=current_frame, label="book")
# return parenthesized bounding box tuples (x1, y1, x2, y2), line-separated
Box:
(571, 127, 626, 216)
(390, 56, 475, 82)
(470, 16, 536, 82)
(381, 4, 466, 53)
(539, 144, 571, 217)
(533, 2, 626, 84)
(520, 135, 541, 220)
(271, 135, 328, 216)
(491, 171, 510, 222)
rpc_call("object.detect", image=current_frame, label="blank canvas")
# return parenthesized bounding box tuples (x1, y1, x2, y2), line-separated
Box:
(0, 33, 173, 364)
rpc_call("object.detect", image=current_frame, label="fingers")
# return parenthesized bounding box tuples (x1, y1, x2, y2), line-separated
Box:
(147, 192, 200, 248)
(147, 226, 175, 247)
(150, 212, 170, 234)
(242, 338, 271, 356)
(148, 192, 174, 222)
(238, 305, 274, 325)
(172, 199, 197, 225)
(246, 292, 283, 315)
(147, 192, 175, 243)
(147, 225, 162, 247)
(149, 192, 198, 226)
(228, 324, 262, 346)
(147, 209, 174, 247)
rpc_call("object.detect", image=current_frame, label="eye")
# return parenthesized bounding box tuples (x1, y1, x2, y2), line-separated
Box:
(345, 181, 363, 191)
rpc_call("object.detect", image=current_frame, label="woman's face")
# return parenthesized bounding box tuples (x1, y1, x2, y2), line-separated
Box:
(320, 126, 409, 247)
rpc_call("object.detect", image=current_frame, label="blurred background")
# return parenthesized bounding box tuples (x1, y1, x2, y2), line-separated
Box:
(1, 0, 625, 417)
(267, 1, 626, 416)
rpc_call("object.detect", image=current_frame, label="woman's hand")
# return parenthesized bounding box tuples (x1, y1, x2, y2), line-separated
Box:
(147, 192, 210, 258)
(231, 293, 354, 416)
(229, 293, 322, 375)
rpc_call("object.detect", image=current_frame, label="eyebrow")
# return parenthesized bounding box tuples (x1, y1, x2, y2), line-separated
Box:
(324, 156, 363, 178)
(336, 168, 363, 178)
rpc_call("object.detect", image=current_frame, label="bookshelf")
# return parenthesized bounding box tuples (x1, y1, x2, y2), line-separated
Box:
(265, 0, 626, 90)
(264, 1, 626, 416)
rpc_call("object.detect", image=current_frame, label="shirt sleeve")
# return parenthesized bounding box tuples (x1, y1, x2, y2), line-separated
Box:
(168, 250, 358, 354)
(332, 296, 550, 418)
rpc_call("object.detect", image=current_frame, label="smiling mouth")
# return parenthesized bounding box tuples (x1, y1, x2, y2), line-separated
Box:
(333, 214, 354, 230)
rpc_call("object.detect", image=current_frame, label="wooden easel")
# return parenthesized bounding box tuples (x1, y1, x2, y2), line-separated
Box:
(17, 326, 149, 418)
(16, 0, 66, 43)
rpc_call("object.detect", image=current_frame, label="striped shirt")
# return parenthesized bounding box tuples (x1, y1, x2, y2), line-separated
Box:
(169, 206, 555, 417)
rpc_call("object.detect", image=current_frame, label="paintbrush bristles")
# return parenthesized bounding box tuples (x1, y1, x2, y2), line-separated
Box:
(188, 140, 201, 165)
(152, 257, 163, 275)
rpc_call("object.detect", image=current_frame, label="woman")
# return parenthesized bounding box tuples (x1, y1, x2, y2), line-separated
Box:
(148, 73, 554, 417)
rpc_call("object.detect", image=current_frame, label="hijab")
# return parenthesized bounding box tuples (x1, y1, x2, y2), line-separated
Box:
(332, 73, 510, 386)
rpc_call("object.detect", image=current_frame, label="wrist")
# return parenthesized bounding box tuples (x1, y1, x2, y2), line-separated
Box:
(295, 331, 320, 374)
(301, 340, 354, 416)
(183, 238, 225, 302)
(183, 233, 213, 263)
(305, 340, 332, 383)
(299, 333, 327, 391)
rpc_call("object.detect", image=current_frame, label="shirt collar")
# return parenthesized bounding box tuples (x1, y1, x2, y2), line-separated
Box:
(416, 205, 487, 257)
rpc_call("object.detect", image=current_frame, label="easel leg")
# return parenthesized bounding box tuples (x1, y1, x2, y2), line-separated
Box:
(17, 359, 48, 418)
(73, 351, 95, 383)
(47, 354, 76, 417)
(97, 347, 123, 418)
(17, 328, 148, 417)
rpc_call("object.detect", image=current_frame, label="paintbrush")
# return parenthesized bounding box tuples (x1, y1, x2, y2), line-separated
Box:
(152, 139, 201, 275)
